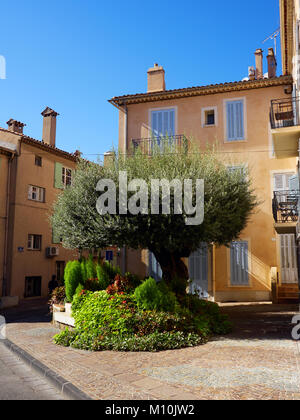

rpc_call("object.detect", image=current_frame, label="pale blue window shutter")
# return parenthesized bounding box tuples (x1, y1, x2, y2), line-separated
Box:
(227, 102, 234, 140)
(189, 243, 209, 298)
(149, 252, 162, 282)
(152, 112, 158, 136)
(230, 241, 249, 286)
(236, 101, 244, 139)
(151, 109, 175, 137)
(226, 101, 244, 141)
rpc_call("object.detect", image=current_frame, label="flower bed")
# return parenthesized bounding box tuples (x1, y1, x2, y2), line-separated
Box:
(54, 274, 232, 352)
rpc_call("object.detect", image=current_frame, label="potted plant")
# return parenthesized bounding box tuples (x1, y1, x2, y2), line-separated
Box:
(49, 287, 66, 313)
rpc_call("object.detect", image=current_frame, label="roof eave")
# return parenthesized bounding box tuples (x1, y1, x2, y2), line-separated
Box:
(109, 76, 293, 106)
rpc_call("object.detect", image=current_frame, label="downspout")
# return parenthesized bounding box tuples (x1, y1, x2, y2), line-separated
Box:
(2, 152, 15, 297)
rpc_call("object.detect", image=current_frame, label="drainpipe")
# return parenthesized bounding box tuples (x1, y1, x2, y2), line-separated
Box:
(2, 152, 15, 297)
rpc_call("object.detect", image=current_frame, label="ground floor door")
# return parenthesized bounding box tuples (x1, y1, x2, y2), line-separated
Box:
(189, 244, 209, 298)
(280, 234, 298, 284)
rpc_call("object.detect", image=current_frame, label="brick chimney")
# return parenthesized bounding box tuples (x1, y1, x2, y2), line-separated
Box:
(255, 49, 263, 80)
(41, 107, 59, 147)
(267, 48, 277, 78)
(147, 63, 166, 93)
(6, 119, 26, 134)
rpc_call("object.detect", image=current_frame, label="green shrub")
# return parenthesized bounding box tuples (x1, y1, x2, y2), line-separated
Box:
(80, 259, 88, 284)
(72, 291, 136, 336)
(181, 294, 232, 335)
(65, 261, 82, 303)
(134, 278, 177, 312)
(102, 261, 121, 281)
(96, 264, 111, 290)
(86, 255, 97, 279)
(54, 329, 205, 352)
(125, 272, 142, 289)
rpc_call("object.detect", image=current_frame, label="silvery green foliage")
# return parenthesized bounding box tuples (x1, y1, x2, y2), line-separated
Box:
(52, 143, 257, 259)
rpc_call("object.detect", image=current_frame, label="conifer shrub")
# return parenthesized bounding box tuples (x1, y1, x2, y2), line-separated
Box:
(65, 261, 82, 303)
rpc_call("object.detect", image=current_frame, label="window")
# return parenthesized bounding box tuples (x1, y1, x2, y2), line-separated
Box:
(225, 100, 245, 141)
(56, 261, 65, 285)
(273, 173, 296, 192)
(149, 252, 162, 282)
(25, 277, 42, 298)
(230, 241, 249, 286)
(62, 167, 72, 187)
(151, 109, 175, 137)
(228, 165, 247, 178)
(28, 185, 45, 202)
(205, 110, 215, 126)
(202, 107, 217, 127)
(27, 234, 42, 251)
(35, 156, 42, 167)
(54, 163, 73, 189)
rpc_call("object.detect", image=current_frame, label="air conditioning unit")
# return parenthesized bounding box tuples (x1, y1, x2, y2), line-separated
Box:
(46, 247, 59, 258)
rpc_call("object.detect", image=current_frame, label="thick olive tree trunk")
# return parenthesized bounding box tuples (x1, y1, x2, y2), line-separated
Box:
(153, 250, 190, 297)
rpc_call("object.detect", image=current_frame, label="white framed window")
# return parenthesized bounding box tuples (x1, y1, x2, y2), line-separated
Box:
(224, 99, 246, 141)
(202, 107, 217, 127)
(27, 234, 42, 251)
(62, 167, 72, 187)
(28, 185, 45, 202)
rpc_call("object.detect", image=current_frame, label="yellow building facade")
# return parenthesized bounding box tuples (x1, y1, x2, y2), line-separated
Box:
(109, 51, 299, 302)
(0, 110, 79, 307)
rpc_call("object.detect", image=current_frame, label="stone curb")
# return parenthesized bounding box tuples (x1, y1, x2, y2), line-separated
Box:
(2, 339, 93, 400)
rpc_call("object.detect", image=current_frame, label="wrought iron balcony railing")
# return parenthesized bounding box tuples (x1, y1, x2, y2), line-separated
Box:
(272, 190, 299, 223)
(270, 97, 300, 130)
(131, 135, 189, 155)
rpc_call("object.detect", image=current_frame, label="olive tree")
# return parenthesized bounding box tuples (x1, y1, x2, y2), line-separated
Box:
(52, 144, 257, 296)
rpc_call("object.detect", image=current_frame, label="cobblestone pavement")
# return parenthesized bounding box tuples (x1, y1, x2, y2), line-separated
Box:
(0, 341, 67, 400)
(1, 300, 300, 400)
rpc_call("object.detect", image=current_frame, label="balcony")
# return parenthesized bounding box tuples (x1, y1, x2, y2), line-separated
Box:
(131, 135, 189, 155)
(272, 190, 299, 233)
(270, 97, 300, 157)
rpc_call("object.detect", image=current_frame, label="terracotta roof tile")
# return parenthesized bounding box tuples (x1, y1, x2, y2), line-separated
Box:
(109, 75, 293, 105)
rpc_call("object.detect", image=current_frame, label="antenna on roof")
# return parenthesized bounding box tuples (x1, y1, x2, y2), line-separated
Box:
(263, 28, 280, 57)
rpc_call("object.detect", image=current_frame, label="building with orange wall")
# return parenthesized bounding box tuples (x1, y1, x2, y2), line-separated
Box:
(0, 109, 79, 308)
(109, 44, 300, 302)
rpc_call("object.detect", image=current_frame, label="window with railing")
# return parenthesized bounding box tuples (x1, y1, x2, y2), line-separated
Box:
(272, 190, 299, 223)
(131, 135, 189, 155)
(270, 97, 300, 129)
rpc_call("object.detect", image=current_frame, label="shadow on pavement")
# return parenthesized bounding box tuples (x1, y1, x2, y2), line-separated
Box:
(0, 299, 51, 324)
(219, 302, 300, 341)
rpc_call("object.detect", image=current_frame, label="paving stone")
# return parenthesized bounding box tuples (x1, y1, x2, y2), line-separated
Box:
(1, 300, 300, 400)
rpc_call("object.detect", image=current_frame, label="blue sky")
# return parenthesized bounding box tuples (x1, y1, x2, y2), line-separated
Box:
(0, 0, 281, 159)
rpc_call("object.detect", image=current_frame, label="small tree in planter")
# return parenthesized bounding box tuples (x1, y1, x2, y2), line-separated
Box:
(65, 261, 82, 307)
